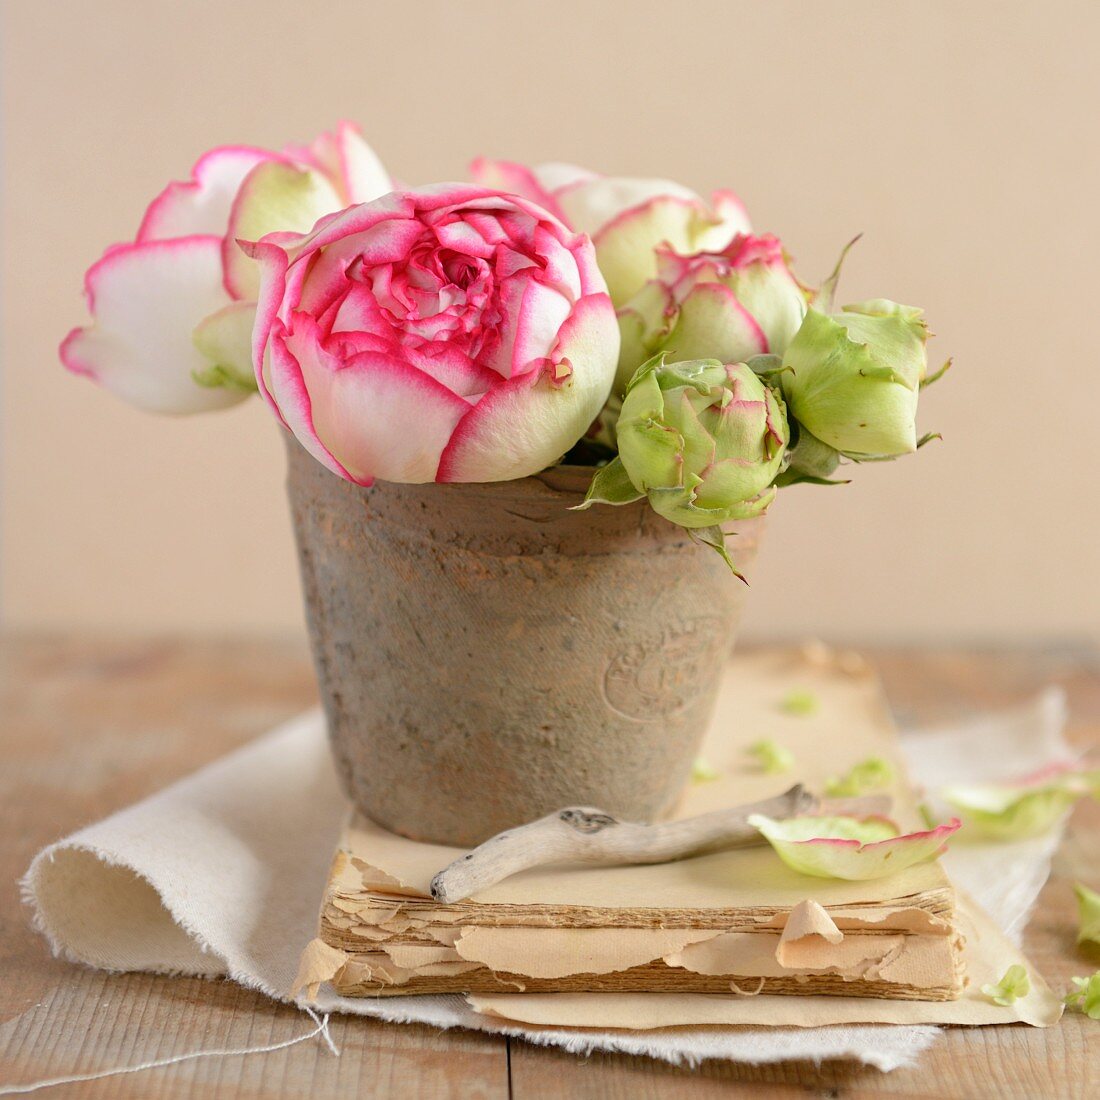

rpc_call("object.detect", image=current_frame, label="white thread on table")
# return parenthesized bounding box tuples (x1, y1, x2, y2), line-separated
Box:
(0, 1008, 339, 1095)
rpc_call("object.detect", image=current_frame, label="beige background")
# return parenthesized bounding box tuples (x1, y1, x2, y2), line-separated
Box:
(2, 0, 1098, 641)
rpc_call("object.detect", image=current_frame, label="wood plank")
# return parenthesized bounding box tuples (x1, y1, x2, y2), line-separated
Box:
(507, 644, 1100, 1099)
(0, 634, 510, 1100)
(1, 636, 1097, 1097)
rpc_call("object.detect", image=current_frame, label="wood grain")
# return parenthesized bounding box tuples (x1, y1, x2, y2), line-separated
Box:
(1, 635, 1097, 1099)
(0, 634, 508, 1100)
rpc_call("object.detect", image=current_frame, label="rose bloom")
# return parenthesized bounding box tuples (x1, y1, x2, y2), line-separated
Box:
(60, 122, 390, 413)
(470, 158, 751, 307)
(615, 234, 807, 392)
(247, 185, 619, 484)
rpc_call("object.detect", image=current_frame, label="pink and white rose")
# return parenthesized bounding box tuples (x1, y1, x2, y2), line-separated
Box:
(470, 158, 751, 307)
(616, 234, 807, 392)
(60, 122, 390, 414)
(246, 185, 619, 484)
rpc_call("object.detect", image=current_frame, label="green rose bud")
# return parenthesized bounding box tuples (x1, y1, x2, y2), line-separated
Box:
(579, 356, 788, 572)
(618, 356, 788, 527)
(780, 300, 928, 458)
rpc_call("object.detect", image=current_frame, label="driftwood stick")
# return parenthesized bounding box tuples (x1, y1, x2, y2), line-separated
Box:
(431, 785, 820, 904)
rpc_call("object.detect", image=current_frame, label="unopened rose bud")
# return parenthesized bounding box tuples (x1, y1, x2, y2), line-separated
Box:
(579, 355, 788, 572)
(780, 300, 928, 458)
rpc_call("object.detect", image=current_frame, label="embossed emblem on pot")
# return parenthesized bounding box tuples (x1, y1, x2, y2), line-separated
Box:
(604, 617, 729, 721)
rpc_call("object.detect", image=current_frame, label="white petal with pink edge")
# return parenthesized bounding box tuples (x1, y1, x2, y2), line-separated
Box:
(729, 264, 807, 355)
(509, 279, 574, 377)
(664, 282, 767, 364)
(285, 323, 471, 484)
(592, 197, 709, 305)
(136, 146, 272, 242)
(437, 293, 618, 482)
(747, 813, 962, 881)
(468, 158, 566, 222)
(60, 236, 245, 414)
(532, 162, 600, 194)
(693, 189, 753, 251)
(296, 121, 392, 205)
(558, 177, 702, 239)
(265, 323, 356, 481)
(335, 122, 393, 203)
(223, 159, 343, 301)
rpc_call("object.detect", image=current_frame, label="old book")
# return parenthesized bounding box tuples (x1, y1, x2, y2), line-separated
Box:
(299, 647, 965, 1001)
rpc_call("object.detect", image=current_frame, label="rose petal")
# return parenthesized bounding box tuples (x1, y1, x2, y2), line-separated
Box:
(191, 300, 258, 390)
(532, 161, 600, 195)
(592, 196, 709, 305)
(60, 236, 244, 414)
(509, 277, 574, 377)
(284, 120, 392, 206)
(941, 763, 1099, 840)
(722, 259, 807, 355)
(664, 282, 767, 363)
(747, 813, 961, 881)
(137, 146, 272, 242)
(468, 157, 568, 223)
(242, 236, 292, 410)
(327, 120, 393, 205)
(325, 326, 499, 400)
(223, 159, 343, 301)
(285, 321, 471, 484)
(693, 188, 753, 250)
(559, 176, 702, 238)
(438, 293, 617, 482)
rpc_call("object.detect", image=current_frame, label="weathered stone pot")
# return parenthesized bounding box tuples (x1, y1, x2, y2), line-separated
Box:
(285, 435, 764, 846)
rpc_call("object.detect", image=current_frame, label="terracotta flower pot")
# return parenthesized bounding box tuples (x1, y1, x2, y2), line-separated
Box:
(285, 434, 764, 846)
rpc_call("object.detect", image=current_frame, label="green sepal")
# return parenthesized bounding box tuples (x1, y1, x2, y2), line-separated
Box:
(572, 457, 645, 511)
(745, 353, 789, 380)
(775, 471, 851, 487)
(689, 525, 747, 583)
(815, 234, 862, 313)
(624, 350, 669, 394)
(192, 363, 258, 393)
(776, 424, 847, 486)
(921, 358, 953, 389)
(846, 431, 940, 465)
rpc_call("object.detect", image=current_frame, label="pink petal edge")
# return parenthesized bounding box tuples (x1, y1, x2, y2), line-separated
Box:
(790, 816, 962, 851)
(58, 326, 98, 379)
(136, 145, 275, 243)
(468, 157, 568, 223)
(267, 323, 363, 484)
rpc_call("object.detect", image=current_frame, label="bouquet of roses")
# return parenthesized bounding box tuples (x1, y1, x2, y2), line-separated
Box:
(61, 121, 948, 573)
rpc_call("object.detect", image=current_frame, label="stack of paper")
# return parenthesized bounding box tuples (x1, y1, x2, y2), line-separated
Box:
(298, 649, 966, 1001)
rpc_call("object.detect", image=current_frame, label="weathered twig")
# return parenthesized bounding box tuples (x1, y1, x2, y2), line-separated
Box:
(431, 785, 821, 904)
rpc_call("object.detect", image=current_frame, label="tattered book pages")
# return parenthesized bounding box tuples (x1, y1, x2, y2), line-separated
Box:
(301, 649, 976, 1001)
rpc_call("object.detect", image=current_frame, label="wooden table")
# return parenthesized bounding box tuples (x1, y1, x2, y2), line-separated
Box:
(1, 635, 1097, 1098)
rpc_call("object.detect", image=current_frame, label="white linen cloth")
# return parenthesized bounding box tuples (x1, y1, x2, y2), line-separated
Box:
(21, 690, 1067, 1073)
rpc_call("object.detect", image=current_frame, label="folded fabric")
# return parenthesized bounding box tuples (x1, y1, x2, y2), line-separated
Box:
(22, 670, 1068, 1073)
